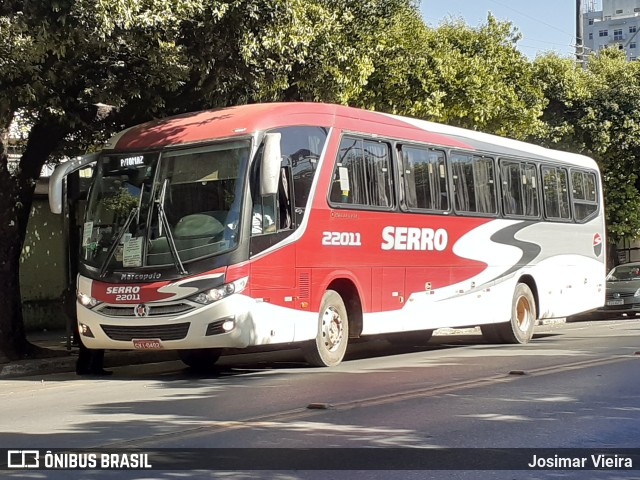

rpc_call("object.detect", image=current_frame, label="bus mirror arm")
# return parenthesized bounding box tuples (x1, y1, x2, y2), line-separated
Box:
(48, 153, 99, 214)
(260, 133, 281, 196)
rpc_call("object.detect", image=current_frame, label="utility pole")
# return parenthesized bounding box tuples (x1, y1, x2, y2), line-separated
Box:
(576, 0, 584, 64)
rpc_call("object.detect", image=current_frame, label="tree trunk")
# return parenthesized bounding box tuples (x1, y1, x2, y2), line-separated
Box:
(607, 241, 620, 271)
(0, 170, 36, 360)
(0, 119, 69, 360)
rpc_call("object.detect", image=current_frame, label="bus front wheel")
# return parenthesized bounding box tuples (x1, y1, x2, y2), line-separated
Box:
(481, 283, 536, 344)
(179, 348, 222, 372)
(303, 290, 349, 367)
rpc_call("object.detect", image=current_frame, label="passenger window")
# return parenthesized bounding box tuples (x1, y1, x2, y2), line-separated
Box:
(571, 170, 598, 222)
(500, 160, 540, 217)
(330, 137, 393, 208)
(542, 166, 571, 220)
(451, 153, 497, 214)
(401, 146, 449, 211)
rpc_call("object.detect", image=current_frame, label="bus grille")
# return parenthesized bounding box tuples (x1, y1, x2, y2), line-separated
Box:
(98, 303, 195, 317)
(101, 323, 190, 341)
(605, 292, 635, 300)
(298, 272, 310, 299)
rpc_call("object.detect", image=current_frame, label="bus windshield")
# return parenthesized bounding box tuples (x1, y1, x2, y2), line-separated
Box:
(81, 140, 250, 272)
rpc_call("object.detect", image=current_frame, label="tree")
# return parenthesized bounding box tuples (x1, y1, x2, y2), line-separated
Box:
(533, 49, 640, 248)
(0, 0, 418, 360)
(352, 14, 546, 138)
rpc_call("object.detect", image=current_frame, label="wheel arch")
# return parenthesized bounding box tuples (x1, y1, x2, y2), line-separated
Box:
(517, 274, 539, 319)
(326, 277, 363, 339)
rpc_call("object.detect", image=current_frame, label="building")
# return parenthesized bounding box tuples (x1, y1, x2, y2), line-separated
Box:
(583, 0, 640, 61)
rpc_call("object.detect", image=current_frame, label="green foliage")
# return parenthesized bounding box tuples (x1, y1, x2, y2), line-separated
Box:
(603, 163, 640, 241)
(102, 188, 139, 219)
(423, 15, 546, 139)
(533, 49, 640, 243)
(352, 13, 546, 139)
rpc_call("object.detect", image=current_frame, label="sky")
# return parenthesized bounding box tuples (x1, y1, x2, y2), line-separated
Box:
(421, 0, 590, 59)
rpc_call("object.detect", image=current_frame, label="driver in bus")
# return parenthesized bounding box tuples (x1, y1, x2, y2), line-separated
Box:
(252, 203, 275, 234)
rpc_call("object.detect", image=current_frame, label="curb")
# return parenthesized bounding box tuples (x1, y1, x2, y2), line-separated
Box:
(0, 350, 178, 379)
(0, 355, 76, 378)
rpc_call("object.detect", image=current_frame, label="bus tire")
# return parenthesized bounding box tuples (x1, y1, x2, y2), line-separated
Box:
(303, 290, 349, 367)
(386, 330, 433, 346)
(480, 323, 504, 344)
(178, 348, 222, 372)
(483, 283, 536, 344)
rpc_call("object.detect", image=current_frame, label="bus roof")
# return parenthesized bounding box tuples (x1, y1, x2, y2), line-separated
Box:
(105, 102, 598, 170)
(384, 113, 598, 170)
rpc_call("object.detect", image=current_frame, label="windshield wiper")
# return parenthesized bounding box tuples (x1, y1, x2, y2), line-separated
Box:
(99, 207, 138, 278)
(155, 199, 188, 275)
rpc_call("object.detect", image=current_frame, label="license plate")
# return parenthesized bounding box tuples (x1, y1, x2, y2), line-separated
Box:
(132, 339, 163, 349)
(606, 299, 624, 306)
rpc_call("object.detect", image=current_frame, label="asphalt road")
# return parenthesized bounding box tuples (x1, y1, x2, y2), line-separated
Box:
(1, 319, 639, 480)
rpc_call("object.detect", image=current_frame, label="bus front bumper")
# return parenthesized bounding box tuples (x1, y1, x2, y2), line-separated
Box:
(76, 294, 316, 351)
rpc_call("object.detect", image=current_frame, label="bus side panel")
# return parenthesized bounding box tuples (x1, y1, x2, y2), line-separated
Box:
(512, 220, 605, 318)
(249, 243, 296, 306)
(361, 277, 515, 335)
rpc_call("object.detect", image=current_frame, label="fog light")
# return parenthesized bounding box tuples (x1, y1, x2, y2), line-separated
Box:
(222, 319, 235, 332)
(79, 323, 95, 338)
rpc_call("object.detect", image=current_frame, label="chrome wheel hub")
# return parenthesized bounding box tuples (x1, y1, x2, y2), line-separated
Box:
(321, 306, 343, 352)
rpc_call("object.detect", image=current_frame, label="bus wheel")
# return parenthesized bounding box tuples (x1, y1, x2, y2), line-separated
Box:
(303, 290, 349, 367)
(480, 323, 504, 343)
(178, 348, 222, 372)
(482, 283, 536, 344)
(386, 330, 433, 346)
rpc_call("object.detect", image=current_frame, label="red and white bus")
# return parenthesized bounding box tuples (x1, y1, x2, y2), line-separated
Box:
(49, 103, 606, 368)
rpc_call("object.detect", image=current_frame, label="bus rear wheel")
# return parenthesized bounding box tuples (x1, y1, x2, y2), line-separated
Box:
(179, 348, 222, 372)
(481, 283, 536, 344)
(303, 290, 349, 367)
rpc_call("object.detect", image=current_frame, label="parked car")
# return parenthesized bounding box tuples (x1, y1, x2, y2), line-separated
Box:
(568, 262, 640, 321)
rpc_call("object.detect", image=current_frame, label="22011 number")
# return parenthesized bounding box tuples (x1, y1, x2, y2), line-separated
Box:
(322, 231, 362, 246)
(115, 294, 141, 301)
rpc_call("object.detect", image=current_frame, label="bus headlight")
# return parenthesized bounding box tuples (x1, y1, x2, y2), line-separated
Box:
(190, 276, 248, 305)
(634, 288, 640, 297)
(77, 292, 100, 308)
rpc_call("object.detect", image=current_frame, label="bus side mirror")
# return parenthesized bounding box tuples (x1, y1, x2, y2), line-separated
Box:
(48, 153, 99, 214)
(260, 133, 281, 196)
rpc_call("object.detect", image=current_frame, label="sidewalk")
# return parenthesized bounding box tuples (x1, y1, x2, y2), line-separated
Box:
(0, 330, 177, 378)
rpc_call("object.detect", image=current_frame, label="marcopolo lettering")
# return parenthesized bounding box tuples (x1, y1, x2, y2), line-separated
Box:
(119, 272, 162, 281)
(381, 226, 448, 251)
